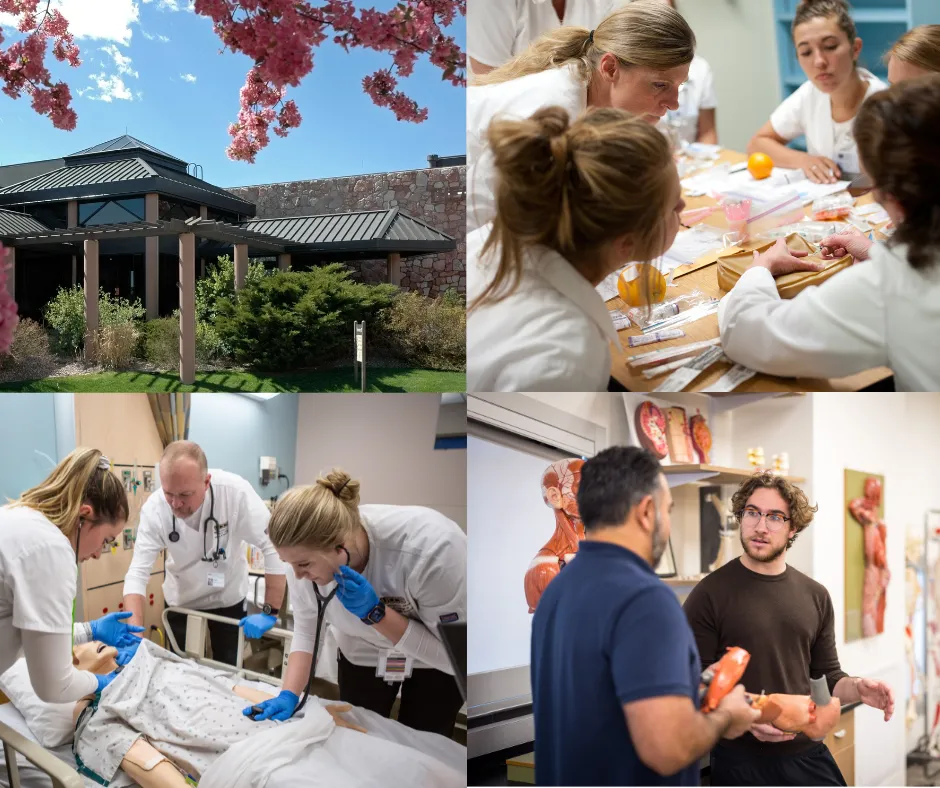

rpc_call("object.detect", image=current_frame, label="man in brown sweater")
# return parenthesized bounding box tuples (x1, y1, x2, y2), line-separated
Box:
(683, 473, 895, 786)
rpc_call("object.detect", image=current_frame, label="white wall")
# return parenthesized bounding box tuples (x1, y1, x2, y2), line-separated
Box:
(677, 0, 782, 152)
(294, 394, 466, 530)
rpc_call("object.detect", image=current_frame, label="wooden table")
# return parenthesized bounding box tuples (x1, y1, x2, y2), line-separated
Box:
(608, 150, 892, 392)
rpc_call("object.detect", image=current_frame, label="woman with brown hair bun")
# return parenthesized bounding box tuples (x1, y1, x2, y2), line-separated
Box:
(720, 75, 940, 392)
(888, 25, 940, 83)
(467, 105, 686, 392)
(467, 0, 696, 232)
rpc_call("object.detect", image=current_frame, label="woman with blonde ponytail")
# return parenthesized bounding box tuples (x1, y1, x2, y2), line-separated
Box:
(468, 0, 695, 232)
(0, 447, 142, 704)
(245, 469, 467, 737)
(467, 105, 686, 392)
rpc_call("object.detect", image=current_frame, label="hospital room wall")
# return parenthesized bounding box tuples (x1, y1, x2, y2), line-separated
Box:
(676, 0, 781, 152)
(0, 393, 70, 502)
(188, 394, 299, 502)
(294, 394, 467, 530)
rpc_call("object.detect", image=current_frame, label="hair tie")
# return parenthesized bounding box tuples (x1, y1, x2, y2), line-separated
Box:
(587, 29, 595, 45)
(98, 455, 111, 471)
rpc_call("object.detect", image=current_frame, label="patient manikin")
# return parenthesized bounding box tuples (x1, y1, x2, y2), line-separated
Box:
(70, 640, 449, 788)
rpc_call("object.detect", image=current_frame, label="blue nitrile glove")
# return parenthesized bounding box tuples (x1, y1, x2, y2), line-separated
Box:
(115, 638, 141, 667)
(239, 613, 278, 639)
(333, 564, 379, 619)
(90, 611, 146, 648)
(95, 670, 119, 695)
(243, 690, 299, 722)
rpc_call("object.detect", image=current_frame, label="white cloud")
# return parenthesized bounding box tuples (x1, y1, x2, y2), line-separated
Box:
(142, 0, 193, 11)
(180, 73, 197, 83)
(85, 73, 134, 102)
(101, 44, 139, 78)
(158, 34, 170, 42)
(0, 0, 141, 45)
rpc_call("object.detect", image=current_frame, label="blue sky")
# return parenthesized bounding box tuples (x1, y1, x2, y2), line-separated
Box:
(0, 0, 466, 187)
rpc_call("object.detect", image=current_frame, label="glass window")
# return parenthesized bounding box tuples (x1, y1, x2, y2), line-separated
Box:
(158, 197, 201, 221)
(206, 207, 241, 224)
(22, 202, 69, 229)
(79, 198, 145, 227)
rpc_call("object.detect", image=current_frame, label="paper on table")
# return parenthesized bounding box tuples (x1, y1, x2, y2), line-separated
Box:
(597, 268, 624, 302)
(662, 225, 725, 270)
(683, 165, 848, 205)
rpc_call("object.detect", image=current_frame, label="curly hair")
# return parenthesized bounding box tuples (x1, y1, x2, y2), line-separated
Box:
(731, 472, 818, 550)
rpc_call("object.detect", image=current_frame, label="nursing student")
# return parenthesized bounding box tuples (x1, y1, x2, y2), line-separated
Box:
(245, 470, 466, 738)
(467, 0, 695, 232)
(0, 448, 144, 702)
(467, 106, 686, 392)
(469, 0, 629, 76)
(887, 25, 940, 83)
(748, 0, 887, 184)
(719, 76, 940, 392)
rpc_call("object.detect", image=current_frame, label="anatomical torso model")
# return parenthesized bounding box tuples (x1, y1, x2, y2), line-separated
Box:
(848, 477, 890, 637)
(524, 459, 585, 614)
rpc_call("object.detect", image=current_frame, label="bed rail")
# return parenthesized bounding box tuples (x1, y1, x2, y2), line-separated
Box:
(0, 718, 83, 788)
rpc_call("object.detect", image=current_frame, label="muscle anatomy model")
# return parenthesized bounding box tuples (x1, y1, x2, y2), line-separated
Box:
(524, 459, 585, 614)
(848, 477, 890, 637)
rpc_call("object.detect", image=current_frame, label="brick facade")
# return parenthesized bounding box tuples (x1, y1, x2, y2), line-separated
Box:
(228, 165, 466, 297)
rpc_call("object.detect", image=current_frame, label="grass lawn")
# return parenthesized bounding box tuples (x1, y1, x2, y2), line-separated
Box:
(0, 367, 466, 393)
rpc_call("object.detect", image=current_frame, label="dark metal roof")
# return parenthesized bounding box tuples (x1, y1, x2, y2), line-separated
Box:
(0, 208, 51, 236)
(69, 135, 185, 164)
(0, 157, 255, 216)
(241, 209, 455, 256)
(427, 154, 466, 168)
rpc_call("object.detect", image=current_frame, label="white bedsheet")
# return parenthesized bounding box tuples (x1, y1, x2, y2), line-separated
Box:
(0, 703, 86, 788)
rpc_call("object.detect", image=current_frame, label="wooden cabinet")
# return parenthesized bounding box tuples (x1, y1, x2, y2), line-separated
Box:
(824, 707, 855, 786)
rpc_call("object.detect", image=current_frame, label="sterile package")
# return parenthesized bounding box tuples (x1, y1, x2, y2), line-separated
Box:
(626, 290, 713, 331)
(811, 192, 854, 221)
(746, 191, 806, 237)
(762, 221, 843, 244)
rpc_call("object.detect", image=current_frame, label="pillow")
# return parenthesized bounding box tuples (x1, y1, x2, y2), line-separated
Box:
(0, 658, 76, 748)
(717, 233, 852, 299)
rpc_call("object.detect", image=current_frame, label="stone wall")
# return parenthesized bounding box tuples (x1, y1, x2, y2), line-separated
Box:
(228, 165, 465, 297)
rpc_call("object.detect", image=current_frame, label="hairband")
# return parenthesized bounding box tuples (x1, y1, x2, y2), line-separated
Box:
(335, 478, 349, 495)
(98, 455, 111, 471)
(588, 29, 595, 45)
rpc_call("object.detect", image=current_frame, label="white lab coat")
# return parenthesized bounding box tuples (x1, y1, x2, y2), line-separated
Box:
(467, 224, 622, 392)
(468, 63, 587, 233)
(0, 505, 97, 698)
(123, 469, 285, 610)
(287, 505, 466, 675)
(718, 242, 940, 391)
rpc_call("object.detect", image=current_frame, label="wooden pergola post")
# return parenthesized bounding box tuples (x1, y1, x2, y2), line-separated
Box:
(278, 253, 291, 272)
(387, 252, 401, 286)
(3, 246, 14, 302)
(179, 232, 196, 385)
(84, 239, 99, 353)
(234, 243, 248, 290)
(68, 200, 78, 285)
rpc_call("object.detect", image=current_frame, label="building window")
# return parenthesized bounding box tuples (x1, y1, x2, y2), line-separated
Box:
(79, 197, 146, 227)
(22, 202, 69, 229)
(158, 197, 201, 221)
(206, 207, 240, 224)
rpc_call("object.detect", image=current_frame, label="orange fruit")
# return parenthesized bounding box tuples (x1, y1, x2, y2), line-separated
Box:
(748, 153, 774, 180)
(617, 264, 667, 307)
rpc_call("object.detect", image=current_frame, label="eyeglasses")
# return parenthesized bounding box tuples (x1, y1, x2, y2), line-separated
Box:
(740, 507, 790, 532)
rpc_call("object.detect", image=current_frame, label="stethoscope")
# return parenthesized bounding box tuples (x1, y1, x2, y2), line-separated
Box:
(168, 484, 227, 567)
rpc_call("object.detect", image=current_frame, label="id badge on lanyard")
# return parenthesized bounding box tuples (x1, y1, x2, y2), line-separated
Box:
(376, 650, 414, 685)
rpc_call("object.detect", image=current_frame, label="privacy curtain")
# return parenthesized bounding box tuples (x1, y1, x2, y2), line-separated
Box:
(148, 394, 190, 447)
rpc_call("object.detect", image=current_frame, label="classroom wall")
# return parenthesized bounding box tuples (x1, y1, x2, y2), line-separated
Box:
(188, 394, 299, 501)
(0, 394, 66, 501)
(294, 394, 467, 530)
(677, 0, 782, 152)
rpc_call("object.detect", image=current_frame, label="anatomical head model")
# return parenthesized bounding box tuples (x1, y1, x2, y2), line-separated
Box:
(847, 476, 890, 637)
(524, 459, 585, 614)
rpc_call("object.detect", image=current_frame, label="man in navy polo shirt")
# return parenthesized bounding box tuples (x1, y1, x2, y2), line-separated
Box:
(530, 446, 758, 786)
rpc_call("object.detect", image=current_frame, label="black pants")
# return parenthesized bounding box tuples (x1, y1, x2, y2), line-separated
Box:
(337, 650, 463, 738)
(710, 742, 846, 787)
(165, 599, 246, 666)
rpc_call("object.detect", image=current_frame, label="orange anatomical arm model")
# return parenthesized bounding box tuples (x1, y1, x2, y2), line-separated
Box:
(524, 459, 585, 614)
(849, 477, 890, 637)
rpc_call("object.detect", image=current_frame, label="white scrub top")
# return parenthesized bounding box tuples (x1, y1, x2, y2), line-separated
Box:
(468, 63, 587, 233)
(0, 506, 80, 676)
(770, 68, 887, 172)
(469, 0, 629, 71)
(287, 505, 466, 674)
(718, 242, 940, 391)
(660, 55, 717, 146)
(467, 224, 622, 392)
(123, 469, 285, 611)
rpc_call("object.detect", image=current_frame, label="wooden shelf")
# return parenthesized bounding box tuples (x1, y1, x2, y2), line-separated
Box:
(661, 576, 706, 587)
(663, 463, 805, 486)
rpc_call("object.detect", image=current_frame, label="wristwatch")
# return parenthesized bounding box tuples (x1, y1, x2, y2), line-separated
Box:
(261, 603, 279, 617)
(361, 601, 386, 626)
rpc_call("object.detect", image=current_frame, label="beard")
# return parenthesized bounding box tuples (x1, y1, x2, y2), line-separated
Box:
(651, 509, 668, 567)
(740, 530, 787, 563)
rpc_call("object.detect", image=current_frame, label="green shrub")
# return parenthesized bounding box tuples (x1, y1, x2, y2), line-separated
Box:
(196, 255, 269, 323)
(141, 314, 229, 369)
(372, 292, 466, 371)
(0, 318, 52, 370)
(43, 286, 145, 357)
(214, 265, 397, 370)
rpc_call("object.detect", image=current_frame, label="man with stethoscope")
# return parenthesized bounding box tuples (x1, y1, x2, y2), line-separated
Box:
(122, 441, 287, 665)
